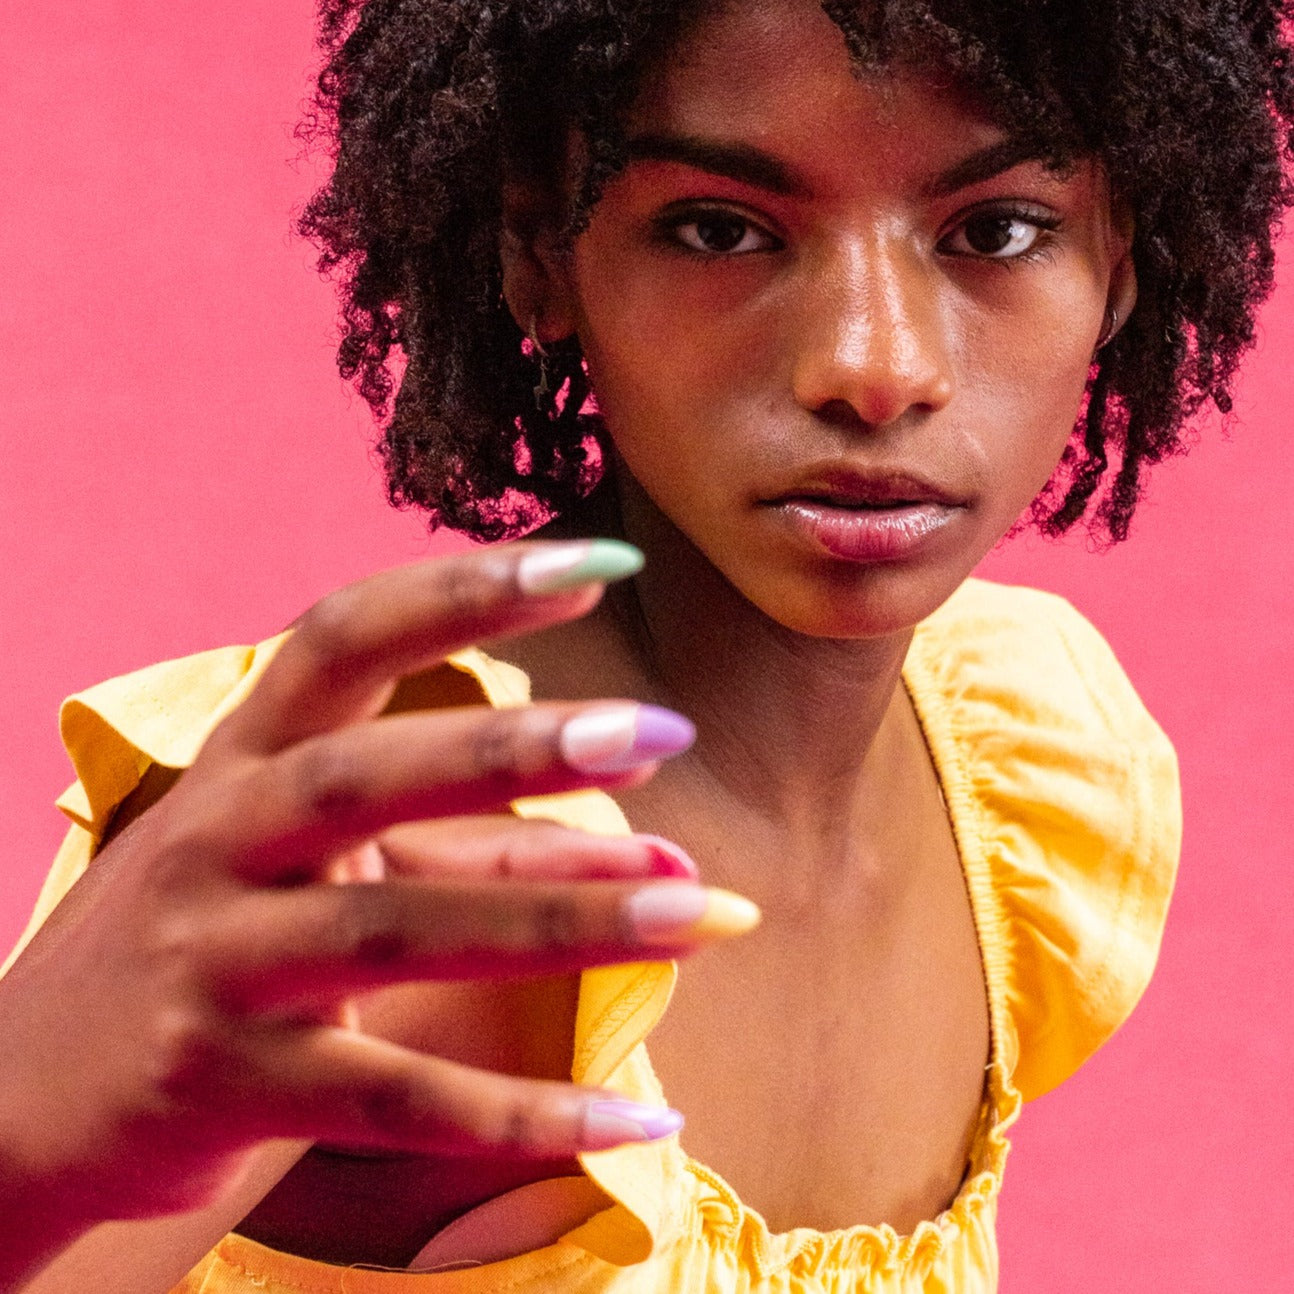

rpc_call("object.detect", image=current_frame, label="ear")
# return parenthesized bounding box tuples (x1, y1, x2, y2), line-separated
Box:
(1102, 202, 1138, 345)
(499, 177, 580, 345)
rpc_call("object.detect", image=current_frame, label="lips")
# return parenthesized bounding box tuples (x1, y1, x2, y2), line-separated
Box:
(761, 466, 967, 562)
(763, 466, 964, 510)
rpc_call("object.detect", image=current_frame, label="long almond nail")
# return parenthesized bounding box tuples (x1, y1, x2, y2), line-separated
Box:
(625, 883, 761, 942)
(582, 1100, 685, 1149)
(517, 540, 644, 595)
(560, 704, 695, 774)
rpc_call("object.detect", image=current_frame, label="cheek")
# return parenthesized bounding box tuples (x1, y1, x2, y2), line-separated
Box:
(959, 287, 1103, 510)
(572, 246, 764, 475)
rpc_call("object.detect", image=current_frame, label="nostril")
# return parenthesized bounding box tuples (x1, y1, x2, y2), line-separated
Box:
(813, 397, 873, 432)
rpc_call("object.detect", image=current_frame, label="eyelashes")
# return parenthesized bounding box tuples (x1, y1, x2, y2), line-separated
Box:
(936, 203, 1063, 263)
(651, 201, 1063, 265)
(651, 207, 784, 257)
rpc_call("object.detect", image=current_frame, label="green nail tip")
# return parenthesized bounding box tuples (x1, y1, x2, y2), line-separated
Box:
(521, 539, 645, 594)
(573, 539, 645, 586)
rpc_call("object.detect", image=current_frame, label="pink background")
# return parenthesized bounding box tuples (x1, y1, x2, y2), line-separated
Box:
(2, 3, 1290, 1288)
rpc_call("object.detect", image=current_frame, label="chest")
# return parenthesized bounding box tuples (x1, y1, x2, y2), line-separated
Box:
(637, 792, 992, 1236)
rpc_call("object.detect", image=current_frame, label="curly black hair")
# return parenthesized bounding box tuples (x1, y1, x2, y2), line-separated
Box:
(299, 0, 1294, 543)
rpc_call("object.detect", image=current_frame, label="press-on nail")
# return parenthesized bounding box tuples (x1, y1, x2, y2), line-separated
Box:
(517, 540, 644, 595)
(582, 1100, 685, 1149)
(560, 704, 695, 774)
(626, 883, 762, 942)
(640, 836, 701, 879)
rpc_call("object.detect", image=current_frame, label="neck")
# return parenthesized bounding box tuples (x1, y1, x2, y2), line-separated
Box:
(529, 473, 915, 840)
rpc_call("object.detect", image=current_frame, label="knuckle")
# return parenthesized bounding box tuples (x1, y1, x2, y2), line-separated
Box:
(495, 843, 525, 879)
(147, 908, 207, 970)
(327, 890, 410, 970)
(355, 1077, 425, 1141)
(528, 893, 582, 952)
(148, 812, 231, 889)
(431, 558, 503, 623)
(468, 711, 547, 791)
(296, 588, 363, 666)
(494, 1101, 543, 1155)
(146, 1006, 225, 1105)
(292, 742, 371, 830)
(138, 917, 236, 1104)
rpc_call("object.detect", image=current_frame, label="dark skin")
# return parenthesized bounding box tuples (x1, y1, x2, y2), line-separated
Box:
(12, 0, 1137, 1283)
(238, 0, 1134, 1258)
(2, 552, 734, 1292)
(514, 0, 1132, 1236)
(509, 496, 988, 1232)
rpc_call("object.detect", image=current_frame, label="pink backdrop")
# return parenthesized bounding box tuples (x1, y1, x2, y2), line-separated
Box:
(2, 3, 1290, 1288)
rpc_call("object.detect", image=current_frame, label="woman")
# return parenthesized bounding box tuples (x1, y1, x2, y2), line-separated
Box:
(3, 0, 1290, 1289)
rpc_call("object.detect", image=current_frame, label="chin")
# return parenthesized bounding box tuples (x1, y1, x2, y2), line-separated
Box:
(741, 561, 970, 642)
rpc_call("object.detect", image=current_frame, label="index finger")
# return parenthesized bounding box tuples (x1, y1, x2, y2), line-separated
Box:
(206, 540, 643, 756)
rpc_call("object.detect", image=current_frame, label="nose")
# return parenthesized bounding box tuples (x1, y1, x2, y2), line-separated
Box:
(790, 233, 954, 429)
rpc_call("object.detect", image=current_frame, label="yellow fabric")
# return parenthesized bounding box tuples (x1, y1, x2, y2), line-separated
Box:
(3, 578, 1181, 1292)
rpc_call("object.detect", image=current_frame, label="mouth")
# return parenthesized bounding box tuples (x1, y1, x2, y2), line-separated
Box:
(762, 467, 965, 511)
(760, 469, 967, 562)
(776, 495, 939, 513)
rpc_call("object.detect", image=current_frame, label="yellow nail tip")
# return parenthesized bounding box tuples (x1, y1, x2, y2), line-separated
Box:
(626, 882, 761, 943)
(694, 888, 762, 939)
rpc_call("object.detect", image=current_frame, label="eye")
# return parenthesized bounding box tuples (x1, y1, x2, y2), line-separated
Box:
(939, 208, 1059, 260)
(661, 209, 782, 256)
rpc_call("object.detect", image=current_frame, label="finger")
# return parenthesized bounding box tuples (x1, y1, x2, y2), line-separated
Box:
(205, 879, 760, 1009)
(248, 1026, 684, 1158)
(205, 540, 643, 757)
(371, 817, 699, 882)
(222, 701, 695, 878)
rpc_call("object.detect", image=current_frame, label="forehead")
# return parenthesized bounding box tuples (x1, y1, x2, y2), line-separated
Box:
(625, 0, 1008, 186)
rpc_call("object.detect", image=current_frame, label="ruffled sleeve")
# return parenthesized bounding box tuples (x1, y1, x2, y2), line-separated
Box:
(905, 579, 1181, 1104)
(2, 639, 288, 976)
(2, 638, 515, 973)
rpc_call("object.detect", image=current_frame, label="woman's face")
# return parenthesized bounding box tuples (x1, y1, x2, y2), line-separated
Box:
(537, 0, 1134, 638)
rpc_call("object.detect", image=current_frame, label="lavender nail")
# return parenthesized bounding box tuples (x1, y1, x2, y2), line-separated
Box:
(560, 704, 696, 774)
(632, 705, 697, 761)
(583, 1100, 686, 1149)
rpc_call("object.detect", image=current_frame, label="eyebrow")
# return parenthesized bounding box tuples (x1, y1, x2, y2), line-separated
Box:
(624, 133, 811, 196)
(622, 131, 1052, 200)
(921, 137, 1055, 198)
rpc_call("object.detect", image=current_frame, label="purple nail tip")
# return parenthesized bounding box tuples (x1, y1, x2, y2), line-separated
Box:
(633, 705, 697, 758)
(637, 1106, 686, 1140)
(592, 1100, 685, 1141)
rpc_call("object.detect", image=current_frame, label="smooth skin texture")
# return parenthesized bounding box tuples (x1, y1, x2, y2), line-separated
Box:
(501, 0, 1136, 1236)
(9, 0, 1138, 1285)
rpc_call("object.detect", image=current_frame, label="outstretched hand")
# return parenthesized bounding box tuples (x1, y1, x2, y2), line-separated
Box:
(0, 540, 758, 1287)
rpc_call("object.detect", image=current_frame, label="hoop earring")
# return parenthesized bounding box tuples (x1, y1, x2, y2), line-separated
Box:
(1095, 305, 1119, 351)
(528, 317, 552, 413)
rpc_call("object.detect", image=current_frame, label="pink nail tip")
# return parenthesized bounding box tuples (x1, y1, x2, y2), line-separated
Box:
(632, 705, 696, 758)
(640, 835, 700, 878)
(587, 1100, 685, 1144)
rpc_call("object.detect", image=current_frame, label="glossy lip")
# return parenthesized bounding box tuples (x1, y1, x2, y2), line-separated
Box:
(761, 464, 967, 509)
(760, 465, 969, 563)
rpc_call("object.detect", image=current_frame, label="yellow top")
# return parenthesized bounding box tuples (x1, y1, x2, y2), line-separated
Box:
(4, 578, 1181, 1293)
